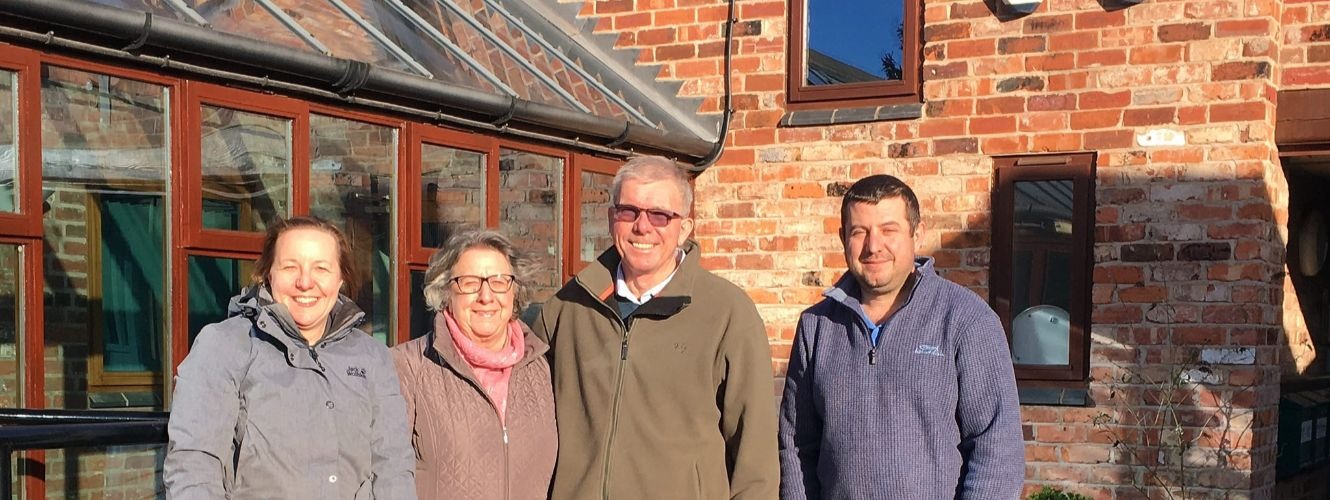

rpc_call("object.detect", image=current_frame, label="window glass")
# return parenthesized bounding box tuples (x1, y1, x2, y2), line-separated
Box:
(199, 105, 291, 232)
(0, 244, 20, 408)
(259, 0, 423, 76)
(499, 149, 561, 316)
(580, 170, 613, 263)
(43, 445, 164, 500)
(183, 0, 316, 52)
(409, 270, 431, 340)
(805, 0, 905, 84)
(1008, 179, 1074, 367)
(41, 66, 168, 405)
(421, 143, 485, 247)
(309, 114, 397, 344)
(0, 69, 15, 213)
(187, 255, 253, 346)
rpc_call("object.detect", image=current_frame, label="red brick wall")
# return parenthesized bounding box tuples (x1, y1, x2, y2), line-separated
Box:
(572, 0, 1299, 495)
(1280, 0, 1330, 88)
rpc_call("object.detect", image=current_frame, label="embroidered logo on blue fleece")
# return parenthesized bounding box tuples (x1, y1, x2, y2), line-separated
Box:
(914, 344, 944, 357)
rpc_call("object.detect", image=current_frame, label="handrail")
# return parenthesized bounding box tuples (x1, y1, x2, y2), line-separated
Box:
(0, 409, 169, 498)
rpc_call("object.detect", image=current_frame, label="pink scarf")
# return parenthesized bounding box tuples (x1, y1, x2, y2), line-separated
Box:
(440, 311, 525, 425)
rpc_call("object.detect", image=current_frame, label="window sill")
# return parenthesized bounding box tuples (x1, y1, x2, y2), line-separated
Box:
(1017, 386, 1091, 407)
(779, 103, 923, 127)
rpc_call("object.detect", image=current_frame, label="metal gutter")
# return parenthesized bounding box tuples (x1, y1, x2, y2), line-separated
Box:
(0, 0, 713, 162)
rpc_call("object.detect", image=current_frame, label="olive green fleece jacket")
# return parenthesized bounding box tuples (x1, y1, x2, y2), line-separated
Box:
(534, 241, 779, 500)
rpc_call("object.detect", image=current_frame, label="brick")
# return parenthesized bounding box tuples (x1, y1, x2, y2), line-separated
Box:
(1075, 11, 1126, 30)
(1129, 45, 1185, 64)
(1158, 23, 1212, 42)
(949, 39, 996, 58)
(1123, 107, 1177, 126)
(996, 76, 1045, 93)
(998, 36, 1047, 54)
(1212, 61, 1271, 81)
(1071, 110, 1121, 129)
(1026, 53, 1076, 72)
(1215, 19, 1272, 38)
(1079, 91, 1131, 109)
(1284, 67, 1330, 85)
(925, 23, 972, 42)
(1084, 130, 1134, 149)
(1122, 243, 1174, 262)
(1210, 102, 1266, 122)
(1032, 133, 1081, 152)
(934, 138, 979, 154)
(1178, 242, 1233, 261)
(970, 116, 1017, 135)
(925, 62, 969, 79)
(1095, 265, 1145, 283)
(1024, 14, 1073, 34)
(1028, 94, 1076, 111)
(976, 96, 1025, 114)
(1313, 45, 1330, 63)
(1079, 49, 1127, 67)
(981, 136, 1028, 154)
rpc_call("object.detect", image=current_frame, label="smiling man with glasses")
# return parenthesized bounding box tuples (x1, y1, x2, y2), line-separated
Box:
(535, 156, 779, 500)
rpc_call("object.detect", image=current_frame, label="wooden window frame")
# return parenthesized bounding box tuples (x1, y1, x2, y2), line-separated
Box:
(570, 155, 619, 276)
(785, 0, 923, 109)
(991, 152, 1095, 385)
(0, 45, 43, 238)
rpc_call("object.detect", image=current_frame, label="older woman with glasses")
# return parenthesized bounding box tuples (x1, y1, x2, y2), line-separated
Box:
(391, 228, 556, 500)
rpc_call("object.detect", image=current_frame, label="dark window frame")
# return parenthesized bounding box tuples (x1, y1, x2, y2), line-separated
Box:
(991, 153, 1095, 386)
(785, 0, 923, 109)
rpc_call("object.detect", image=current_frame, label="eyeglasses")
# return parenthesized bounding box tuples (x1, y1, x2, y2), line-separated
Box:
(449, 274, 516, 294)
(611, 204, 683, 228)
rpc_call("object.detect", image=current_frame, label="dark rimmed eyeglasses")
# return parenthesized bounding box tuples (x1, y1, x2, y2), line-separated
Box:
(449, 274, 516, 294)
(611, 204, 683, 228)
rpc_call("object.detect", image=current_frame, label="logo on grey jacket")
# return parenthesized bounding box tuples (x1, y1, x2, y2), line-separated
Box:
(914, 344, 944, 357)
(346, 366, 367, 378)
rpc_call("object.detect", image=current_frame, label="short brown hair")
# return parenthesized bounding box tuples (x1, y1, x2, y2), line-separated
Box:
(251, 216, 357, 293)
(840, 174, 922, 235)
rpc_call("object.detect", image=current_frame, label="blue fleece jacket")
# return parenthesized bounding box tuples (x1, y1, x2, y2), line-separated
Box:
(778, 257, 1025, 500)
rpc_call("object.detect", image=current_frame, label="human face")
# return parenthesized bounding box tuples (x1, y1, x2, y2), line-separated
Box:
(841, 197, 922, 304)
(269, 227, 344, 344)
(611, 179, 694, 290)
(447, 247, 516, 351)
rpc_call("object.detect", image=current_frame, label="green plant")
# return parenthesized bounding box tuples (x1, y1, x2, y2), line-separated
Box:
(1027, 485, 1093, 500)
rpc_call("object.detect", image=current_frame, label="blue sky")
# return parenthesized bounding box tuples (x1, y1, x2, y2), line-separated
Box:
(807, 0, 904, 78)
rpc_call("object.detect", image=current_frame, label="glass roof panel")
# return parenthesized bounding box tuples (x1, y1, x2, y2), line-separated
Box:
(83, 0, 193, 21)
(399, 0, 573, 110)
(184, 0, 318, 53)
(260, 0, 418, 75)
(458, 0, 633, 121)
(308, 0, 497, 92)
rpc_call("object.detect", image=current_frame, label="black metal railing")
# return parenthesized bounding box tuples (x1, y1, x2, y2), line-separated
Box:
(0, 408, 168, 498)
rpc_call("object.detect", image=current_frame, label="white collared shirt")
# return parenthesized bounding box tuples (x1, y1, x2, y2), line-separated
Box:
(614, 249, 687, 305)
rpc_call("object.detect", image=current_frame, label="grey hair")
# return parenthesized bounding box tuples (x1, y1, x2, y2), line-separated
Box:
(422, 228, 533, 314)
(610, 156, 693, 216)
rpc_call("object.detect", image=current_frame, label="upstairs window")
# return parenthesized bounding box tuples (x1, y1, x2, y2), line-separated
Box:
(787, 0, 922, 108)
(992, 153, 1096, 388)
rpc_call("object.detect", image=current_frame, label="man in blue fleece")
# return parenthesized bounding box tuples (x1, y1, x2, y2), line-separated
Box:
(778, 174, 1025, 499)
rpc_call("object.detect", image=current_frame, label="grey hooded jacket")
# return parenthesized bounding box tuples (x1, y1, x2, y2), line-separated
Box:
(165, 286, 416, 500)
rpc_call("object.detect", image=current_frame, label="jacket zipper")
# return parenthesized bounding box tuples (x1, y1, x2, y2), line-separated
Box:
(602, 316, 632, 500)
(503, 425, 511, 500)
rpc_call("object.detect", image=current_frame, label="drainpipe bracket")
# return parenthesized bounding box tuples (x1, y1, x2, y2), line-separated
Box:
(490, 95, 519, 128)
(606, 121, 632, 148)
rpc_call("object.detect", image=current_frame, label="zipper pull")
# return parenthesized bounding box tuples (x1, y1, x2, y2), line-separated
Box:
(869, 348, 877, 365)
(503, 426, 509, 444)
(620, 339, 629, 360)
(309, 347, 325, 371)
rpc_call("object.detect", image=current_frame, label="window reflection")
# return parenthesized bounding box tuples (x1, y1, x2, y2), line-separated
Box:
(0, 244, 20, 408)
(309, 114, 397, 344)
(41, 66, 169, 407)
(0, 69, 15, 213)
(1009, 179, 1074, 366)
(580, 170, 614, 263)
(421, 143, 485, 247)
(187, 255, 253, 346)
(805, 0, 905, 84)
(409, 270, 431, 340)
(500, 149, 561, 313)
(199, 105, 291, 232)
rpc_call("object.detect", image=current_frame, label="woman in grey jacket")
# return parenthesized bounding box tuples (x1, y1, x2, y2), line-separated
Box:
(164, 216, 416, 500)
